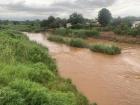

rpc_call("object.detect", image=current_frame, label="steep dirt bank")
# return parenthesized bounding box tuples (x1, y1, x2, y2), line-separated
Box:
(93, 31, 140, 44)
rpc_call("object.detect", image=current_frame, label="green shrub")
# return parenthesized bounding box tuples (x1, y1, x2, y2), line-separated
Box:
(113, 24, 140, 37)
(71, 29, 99, 38)
(0, 63, 55, 86)
(54, 28, 70, 36)
(89, 44, 121, 55)
(47, 79, 77, 92)
(69, 38, 87, 48)
(48, 35, 66, 43)
(9, 79, 49, 105)
(53, 28, 99, 38)
(0, 87, 25, 105)
(71, 24, 85, 29)
(0, 29, 90, 105)
(0, 31, 57, 71)
(9, 79, 77, 105)
(85, 30, 99, 37)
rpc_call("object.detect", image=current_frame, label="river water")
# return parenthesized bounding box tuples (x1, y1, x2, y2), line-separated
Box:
(26, 33, 140, 105)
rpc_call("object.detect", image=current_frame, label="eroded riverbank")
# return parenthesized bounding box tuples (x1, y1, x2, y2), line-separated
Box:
(26, 32, 140, 105)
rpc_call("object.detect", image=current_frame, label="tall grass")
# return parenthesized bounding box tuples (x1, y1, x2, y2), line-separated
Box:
(48, 35, 121, 55)
(47, 35, 66, 43)
(48, 35, 88, 48)
(113, 25, 140, 37)
(69, 38, 87, 48)
(89, 44, 121, 55)
(0, 29, 89, 105)
(53, 28, 100, 38)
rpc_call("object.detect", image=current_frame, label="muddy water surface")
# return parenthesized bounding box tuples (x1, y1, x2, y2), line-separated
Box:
(26, 33, 140, 105)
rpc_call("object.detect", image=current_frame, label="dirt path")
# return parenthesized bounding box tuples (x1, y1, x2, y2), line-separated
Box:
(26, 32, 140, 105)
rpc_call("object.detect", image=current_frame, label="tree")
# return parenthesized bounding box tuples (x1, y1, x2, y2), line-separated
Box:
(40, 20, 48, 28)
(41, 16, 56, 28)
(98, 8, 112, 26)
(112, 17, 122, 26)
(68, 13, 85, 25)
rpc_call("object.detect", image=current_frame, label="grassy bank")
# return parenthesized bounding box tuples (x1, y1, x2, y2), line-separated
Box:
(0, 24, 43, 32)
(0, 29, 91, 105)
(48, 35, 121, 55)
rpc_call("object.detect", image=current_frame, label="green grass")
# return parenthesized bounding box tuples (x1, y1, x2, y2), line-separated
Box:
(47, 35, 66, 43)
(0, 29, 89, 105)
(113, 25, 140, 37)
(48, 35, 87, 48)
(53, 28, 100, 38)
(89, 44, 121, 55)
(0, 24, 42, 32)
(69, 38, 87, 48)
(48, 35, 121, 55)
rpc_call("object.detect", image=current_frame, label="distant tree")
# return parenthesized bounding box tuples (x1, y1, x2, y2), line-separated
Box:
(98, 8, 112, 26)
(41, 16, 56, 28)
(40, 20, 48, 28)
(112, 17, 122, 26)
(41, 16, 68, 29)
(60, 18, 67, 27)
(47, 16, 56, 27)
(112, 16, 135, 27)
(68, 13, 85, 25)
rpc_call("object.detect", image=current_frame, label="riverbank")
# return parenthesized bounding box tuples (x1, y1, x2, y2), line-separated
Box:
(48, 29, 140, 44)
(0, 30, 91, 105)
(26, 32, 140, 105)
(98, 31, 140, 44)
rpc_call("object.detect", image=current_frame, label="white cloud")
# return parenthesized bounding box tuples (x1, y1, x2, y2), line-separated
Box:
(0, 0, 139, 20)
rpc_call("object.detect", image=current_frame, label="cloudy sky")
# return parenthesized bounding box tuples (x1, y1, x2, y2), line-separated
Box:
(0, 0, 139, 20)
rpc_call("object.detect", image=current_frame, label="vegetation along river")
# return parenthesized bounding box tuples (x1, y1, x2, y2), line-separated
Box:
(26, 32, 140, 105)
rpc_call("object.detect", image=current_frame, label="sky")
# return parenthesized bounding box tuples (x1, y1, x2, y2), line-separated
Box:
(0, 0, 139, 20)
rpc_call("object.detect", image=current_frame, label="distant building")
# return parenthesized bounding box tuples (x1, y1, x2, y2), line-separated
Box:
(132, 21, 140, 28)
(66, 23, 72, 28)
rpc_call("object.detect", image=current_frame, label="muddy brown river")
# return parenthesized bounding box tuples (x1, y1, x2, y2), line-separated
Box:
(26, 33, 140, 105)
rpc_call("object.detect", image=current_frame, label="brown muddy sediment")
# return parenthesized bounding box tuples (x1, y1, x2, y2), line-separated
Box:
(26, 32, 140, 105)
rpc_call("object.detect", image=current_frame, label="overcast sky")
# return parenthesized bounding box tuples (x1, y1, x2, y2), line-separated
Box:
(0, 0, 139, 20)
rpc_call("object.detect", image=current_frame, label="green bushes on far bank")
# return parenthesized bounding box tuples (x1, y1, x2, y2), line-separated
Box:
(113, 24, 140, 37)
(53, 28, 100, 38)
(48, 35, 87, 48)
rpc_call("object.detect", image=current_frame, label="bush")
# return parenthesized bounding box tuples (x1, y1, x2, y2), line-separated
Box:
(128, 26, 140, 37)
(54, 28, 70, 36)
(113, 24, 140, 37)
(9, 79, 77, 105)
(0, 63, 55, 87)
(48, 35, 66, 43)
(69, 38, 87, 48)
(9, 79, 50, 105)
(84, 30, 99, 37)
(71, 24, 85, 29)
(53, 28, 99, 38)
(89, 44, 121, 55)
(0, 87, 25, 105)
(0, 30, 57, 71)
(0, 29, 90, 105)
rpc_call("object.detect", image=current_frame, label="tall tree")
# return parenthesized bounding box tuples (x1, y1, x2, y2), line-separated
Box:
(68, 13, 85, 25)
(98, 8, 112, 26)
(41, 16, 56, 28)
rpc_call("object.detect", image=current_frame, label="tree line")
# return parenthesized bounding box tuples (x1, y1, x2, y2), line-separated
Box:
(0, 8, 140, 30)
